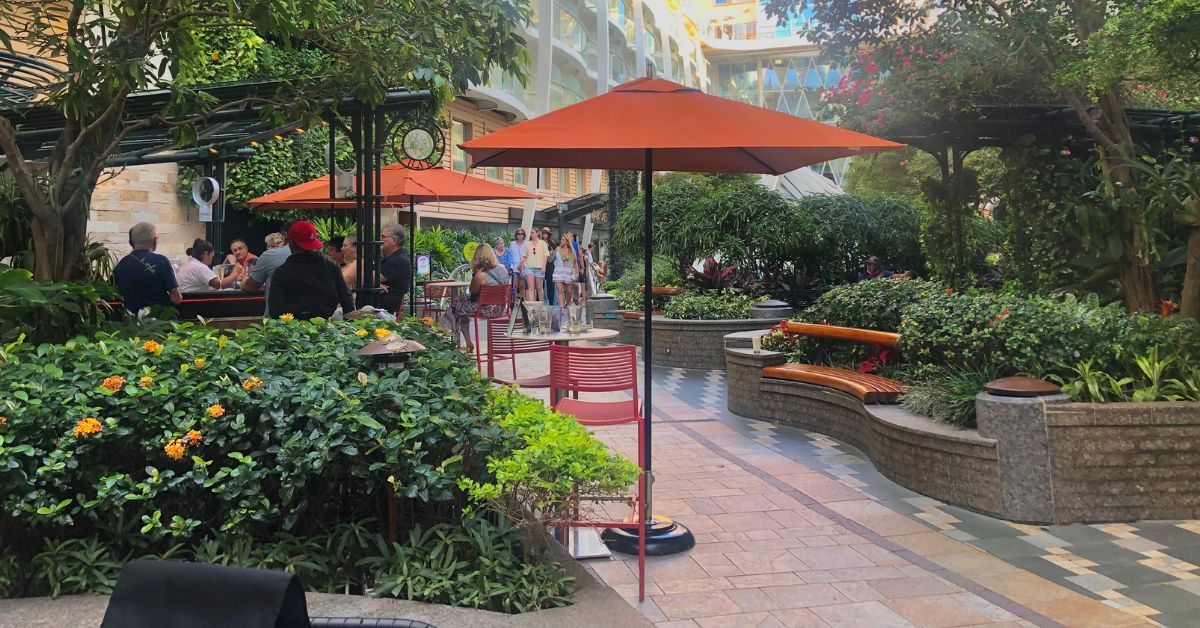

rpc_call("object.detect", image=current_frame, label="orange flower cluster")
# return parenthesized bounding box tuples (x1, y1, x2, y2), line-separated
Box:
(241, 376, 263, 392)
(0, 416, 7, 426)
(994, 309, 1011, 320)
(186, 430, 203, 445)
(280, 313, 295, 323)
(143, 340, 163, 355)
(1161, 300, 1178, 319)
(164, 439, 186, 460)
(207, 404, 225, 418)
(101, 375, 126, 392)
(73, 417, 103, 438)
(138, 375, 155, 388)
(420, 316, 434, 326)
(194, 357, 207, 369)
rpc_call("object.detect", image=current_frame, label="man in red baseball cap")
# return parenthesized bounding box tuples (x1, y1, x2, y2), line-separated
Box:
(267, 221, 354, 320)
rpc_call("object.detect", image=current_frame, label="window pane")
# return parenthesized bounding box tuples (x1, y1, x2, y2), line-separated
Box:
(451, 121, 468, 172)
(558, 168, 570, 193)
(577, 169, 587, 192)
(538, 168, 550, 189)
(514, 167, 527, 185)
(486, 166, 502, 179)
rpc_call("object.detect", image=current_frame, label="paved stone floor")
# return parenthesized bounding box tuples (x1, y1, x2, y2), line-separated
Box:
(508, 351, 1199, 627)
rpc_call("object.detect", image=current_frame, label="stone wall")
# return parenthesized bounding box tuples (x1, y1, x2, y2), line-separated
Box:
(89, 164, 202, 263)
(596, 316, 776, 370)
(728, 338, 1200, 524)
(1046, 403, 1200, 522)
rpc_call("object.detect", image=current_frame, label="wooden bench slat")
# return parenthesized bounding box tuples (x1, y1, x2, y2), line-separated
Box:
(783, 322, 900, 349)
(763, 364, 906, 404)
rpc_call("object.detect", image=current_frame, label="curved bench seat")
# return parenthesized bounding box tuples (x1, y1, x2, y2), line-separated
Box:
(762, 364, 906, 404)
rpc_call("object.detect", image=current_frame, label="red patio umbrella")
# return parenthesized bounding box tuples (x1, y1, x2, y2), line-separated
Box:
(248, 165, 538, 313)
(462, 77, 904, 595)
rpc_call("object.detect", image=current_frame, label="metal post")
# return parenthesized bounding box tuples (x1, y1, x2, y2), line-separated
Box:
(642, 149, 653, 516)
(409, 196, 416, 316)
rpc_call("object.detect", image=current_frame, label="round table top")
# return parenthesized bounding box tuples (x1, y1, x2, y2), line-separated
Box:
(505, 327, 619, 343)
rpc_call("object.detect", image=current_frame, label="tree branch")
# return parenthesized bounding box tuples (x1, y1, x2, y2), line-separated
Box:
(0, 117, 54, 220)
(62, 85, 132, 169)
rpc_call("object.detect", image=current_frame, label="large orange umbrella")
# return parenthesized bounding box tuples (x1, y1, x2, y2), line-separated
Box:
(248, 165, 537, 314)
(462, 77, 904, 586)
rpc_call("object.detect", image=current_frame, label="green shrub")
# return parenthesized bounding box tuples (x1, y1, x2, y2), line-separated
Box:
(662, 291, 757, 320)
(899, 364, 999, 428)
(363, 516, 574, 613)
(460, 388, 640, 558)
(0, 267, 115, 343)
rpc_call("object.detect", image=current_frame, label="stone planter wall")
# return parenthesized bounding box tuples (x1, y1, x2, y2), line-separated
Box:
(727, 338, 1200, 524)
(596, 316, 777, 370)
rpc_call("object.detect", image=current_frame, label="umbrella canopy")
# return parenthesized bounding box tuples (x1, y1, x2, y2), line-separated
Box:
(461, 77, 903, 173)
(247, 165, 538, 210)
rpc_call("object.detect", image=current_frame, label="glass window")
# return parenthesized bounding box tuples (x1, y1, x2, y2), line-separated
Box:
(514, 167, 527, 186)
(538, 168, 550, 190)
(450, 120, 471, 172)
(486, 166, 502, 180)
(558, 168, 570, 194)
(577, 169, 587, 192)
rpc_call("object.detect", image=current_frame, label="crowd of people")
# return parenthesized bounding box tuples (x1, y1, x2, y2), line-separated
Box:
(114, 220, 411, 322)
(498, 226, 601, 308)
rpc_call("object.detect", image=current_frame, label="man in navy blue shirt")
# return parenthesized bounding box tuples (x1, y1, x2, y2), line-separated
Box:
(114, 222, 182, 314)
(378, 223, 411, 314)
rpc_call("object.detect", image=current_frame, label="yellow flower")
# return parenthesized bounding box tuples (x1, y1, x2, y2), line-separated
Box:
(185, 430, 203, 445)
(180, 363, 189, 373)
(101, 375, 126, 392)
(207, 404, 225, 418)
(355, 329, 368, 337)
(164, 439, 186, 460)
(210, 52, 219, 61)
(241, 376, 263, 392)
(280, 313, 295, 323)
(194, 357, 206, 369)
(143, 340, 163, 355)
(421, 316, 434, 326)
(218, 335, 228, 348)
(374, 328, 390, 339)
(138, 375, 154, 388)
(73, 417, 103, 438)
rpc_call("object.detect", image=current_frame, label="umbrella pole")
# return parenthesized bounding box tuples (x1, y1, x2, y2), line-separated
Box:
(409, 196, 416, 317)
(602, 150, 694, 558)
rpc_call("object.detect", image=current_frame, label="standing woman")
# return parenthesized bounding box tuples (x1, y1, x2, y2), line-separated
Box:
(519, 228, 548, 301)
(552, 234, 578, 306)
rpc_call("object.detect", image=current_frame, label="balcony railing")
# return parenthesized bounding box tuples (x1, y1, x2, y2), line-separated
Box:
(554, 2, 597, 71)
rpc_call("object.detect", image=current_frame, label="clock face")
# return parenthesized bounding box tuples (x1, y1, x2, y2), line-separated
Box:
(402, 128, 436, 161)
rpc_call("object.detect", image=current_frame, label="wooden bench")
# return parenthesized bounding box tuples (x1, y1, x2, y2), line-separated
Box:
(761, 322, 906, 404)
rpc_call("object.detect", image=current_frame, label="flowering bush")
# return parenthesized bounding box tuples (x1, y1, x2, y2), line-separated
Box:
(0, 317, 634, 606)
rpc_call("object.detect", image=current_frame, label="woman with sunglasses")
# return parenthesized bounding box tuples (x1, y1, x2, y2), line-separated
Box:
(518, 228, 548, 301)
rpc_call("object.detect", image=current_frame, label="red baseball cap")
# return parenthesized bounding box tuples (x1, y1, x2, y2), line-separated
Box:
(288, 221, 323, 251)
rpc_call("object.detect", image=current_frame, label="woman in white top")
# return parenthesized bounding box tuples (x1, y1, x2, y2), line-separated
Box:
(176, 238, 241, 293)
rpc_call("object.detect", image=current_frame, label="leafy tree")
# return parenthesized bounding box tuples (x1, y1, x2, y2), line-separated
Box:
(0, 0, 530, 281)
(767, 0, 1199, 313)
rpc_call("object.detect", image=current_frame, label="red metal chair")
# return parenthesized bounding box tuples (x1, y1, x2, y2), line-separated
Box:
(485, 322, 552, 387)
(471, 284, 512, 370)
(548, 344, 646, 600)
(420, 282, 453, 321)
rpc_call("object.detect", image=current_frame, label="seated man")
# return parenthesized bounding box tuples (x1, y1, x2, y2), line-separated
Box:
(267, 221, 354, 320)
(378, 223, 411, 314)
(242, 225, 294, 316)
(114, 222, 182, 314)
(857, 256, 894, 282)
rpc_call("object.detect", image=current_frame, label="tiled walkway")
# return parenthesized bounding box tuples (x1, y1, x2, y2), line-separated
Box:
(512, 356, 1193, 627)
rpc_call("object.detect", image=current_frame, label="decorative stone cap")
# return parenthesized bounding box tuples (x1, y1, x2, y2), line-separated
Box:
(984, 376, 1061, 397)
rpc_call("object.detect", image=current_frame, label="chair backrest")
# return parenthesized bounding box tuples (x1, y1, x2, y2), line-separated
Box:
(487, 323, 551, 357)
(478, 283, 511, 309)
(424, 284, 453, 299)
(550, 344, 639, 398)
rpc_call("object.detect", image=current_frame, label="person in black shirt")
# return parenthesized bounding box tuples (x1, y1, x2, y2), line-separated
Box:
(114, 222, 182, 314)
(268, 221, 354, 320)
(378, 223, 411, 314)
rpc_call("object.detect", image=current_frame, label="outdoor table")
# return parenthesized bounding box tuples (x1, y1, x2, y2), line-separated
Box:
(505, 327, 619, 345)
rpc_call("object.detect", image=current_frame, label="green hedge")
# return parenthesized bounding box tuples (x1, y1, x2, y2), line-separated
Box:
(0, 318, 635, 610)
(663, 291, 757, 320)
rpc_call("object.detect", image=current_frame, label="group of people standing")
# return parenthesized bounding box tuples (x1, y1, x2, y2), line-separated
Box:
(497, 226, 599, 307)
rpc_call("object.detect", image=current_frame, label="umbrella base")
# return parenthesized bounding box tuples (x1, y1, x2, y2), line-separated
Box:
(601, 515, 695, 556)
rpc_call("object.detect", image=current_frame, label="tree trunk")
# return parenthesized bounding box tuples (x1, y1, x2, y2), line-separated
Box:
(1182, 226, 1200, 321)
